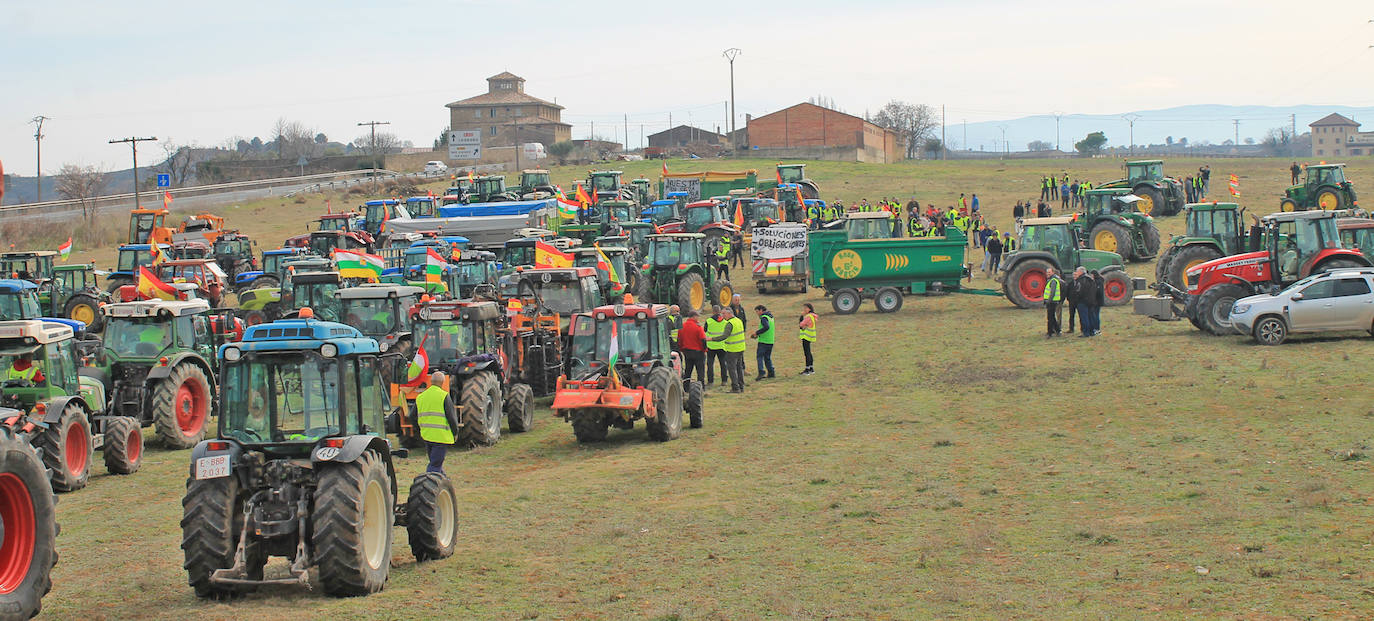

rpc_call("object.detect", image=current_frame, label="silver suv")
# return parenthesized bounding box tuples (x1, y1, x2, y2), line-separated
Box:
(1229, 268, 1374, 345)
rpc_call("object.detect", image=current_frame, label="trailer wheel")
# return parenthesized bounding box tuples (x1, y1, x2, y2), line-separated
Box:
(873, 288, 904, 313)
(153, 364, 212, 449)
(36, 402, 91, 493)
(645, 367, 683, 442)
(406, 472, 458, 562)
(1005, 259, 1052, 309)
(182, 474, 260, 599)
(571, 414, 609, 444)
(1195, 283, 1246, 336)
(1101, 272, 1132, 306)
(0, 428, 58, 619)
(504, 383, 535, 433)
(102, 416, 143, 475)
(831, 289, 861, 315)
(683, 379, 704, 429)
(313, 450, 393, 597)
(458, 371, 502, 446)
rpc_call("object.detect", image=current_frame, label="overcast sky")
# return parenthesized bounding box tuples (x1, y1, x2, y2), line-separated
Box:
(4, 0, 1372, 174)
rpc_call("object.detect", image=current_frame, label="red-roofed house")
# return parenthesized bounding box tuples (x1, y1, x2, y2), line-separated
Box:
(445, 73, 572, 148)
(1310, 113, 1360, 157)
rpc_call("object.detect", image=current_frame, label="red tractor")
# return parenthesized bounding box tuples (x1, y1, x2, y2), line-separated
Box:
(285, 213, 375, 251)
(656, 199, 739, 254)
(1135, 210, 1371, 334)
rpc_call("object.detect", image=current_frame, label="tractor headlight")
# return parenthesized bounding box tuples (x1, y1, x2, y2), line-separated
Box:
(1230, 303, 1251, 315)
(320, 343, 338, 358)
(223, 347, 242, 362)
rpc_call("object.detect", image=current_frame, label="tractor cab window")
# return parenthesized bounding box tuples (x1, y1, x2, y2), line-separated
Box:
(357, 357, 386, 434)
(533, 280, 585, 315)
(1340, 228, 1374, 258)
(580, 277, 601, 308)
(609, 206, 633, 222)
(221, 354, 340, 444)
(117, 249, 155, 272)
(505, 245, 535, 268)
(417, 321, 476, 363)
(130, 215, 157, 243)
(0, 292, 41, 320)
(595, 317, 651, 364)
(174, 316, 197, 348)
(685, 207, 715, 230)
(341, 298, 396, 336)
(1040, 226, 1073, 253)
(263, 254, 283, 275)
(318, 218, 349, 232)
(45, 341, 74, 393)
(592, 175, 618, 192)
(453, 261, 489, 285)
(779, 167, 803, 183)
(293, 283, 341, 321)
(650, 242, 682, 267)
(1188, 210, 1215, 237)
(106, 317, 172, 357)
(193, 315, 210, 344)
(568, 315, 596, 379)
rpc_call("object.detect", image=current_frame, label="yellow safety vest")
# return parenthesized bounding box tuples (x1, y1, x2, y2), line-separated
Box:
(6, 365, 37, 382)
(722, 317, 746, 353)
(415, 385, 455, 444)
(704, 316, 724, 350)
(1044, 276, 1062, 303)
(667, 313, 680, 341)
(799, 312, 817, 342)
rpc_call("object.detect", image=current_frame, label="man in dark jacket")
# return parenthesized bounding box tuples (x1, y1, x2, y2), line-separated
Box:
(1064, 267, 1082, 333)
(986, 234, 1004, 276)
(730, 294, 748, 333)
(1088, 270, 1105, 336)
(1073, 267, 1096, 337)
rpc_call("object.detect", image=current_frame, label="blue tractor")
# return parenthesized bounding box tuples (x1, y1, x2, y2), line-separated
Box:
(180, 317, 458, 598)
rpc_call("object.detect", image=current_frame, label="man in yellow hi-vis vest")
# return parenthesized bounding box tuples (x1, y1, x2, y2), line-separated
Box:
(415, 371, 460, 473)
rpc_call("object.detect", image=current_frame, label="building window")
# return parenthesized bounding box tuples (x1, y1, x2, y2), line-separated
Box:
(1352, 149, 1363, 155)
(513, 107, 522, 117)
(490, 126, 497, 136)
(490, 108, 496, 118)
(1318, 138, 1323, 144)
(1335, 150, 1342, 156)
(474, 109, 482, 119)
(1318, 149, 1324, 155)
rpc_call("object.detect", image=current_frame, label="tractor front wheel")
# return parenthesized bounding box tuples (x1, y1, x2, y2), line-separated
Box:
(1005, 259, 1053, 309)
(1101, 271, 1132, 306)
(645, 367, 683, 442)
(458, 372, 502, 446)
(154, 365, 212, 449)
(676, 273, 707, 313)
(1195, 283, 1247, 336)
(1166, 245, 1222, 291)
(1280, 198, 1299, 213)
(406, 472, 458, 562)
(504, 383, 535, 433)
(1090, 222, 1133, 261)
(102, 416, 143, 475)
(712, 279, 733, 308)
(831, 289, 861, 314)
(65, 294, 103, 333)
(684, 379, 704, 429)
(313, 450, 393, 597)
(0, 428, 58, 619)
(36, 402, 91, 493)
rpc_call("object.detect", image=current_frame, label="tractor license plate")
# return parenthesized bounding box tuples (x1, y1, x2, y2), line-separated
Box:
(195, 455, 230, 480)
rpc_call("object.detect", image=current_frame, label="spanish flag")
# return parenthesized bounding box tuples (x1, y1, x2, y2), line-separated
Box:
(137, 266, 177, 301)
(534, 241, 574, 268)
(163, 191, 173, 209)
(149, 243, 164, 264)
(575, 184, 593, 207)
(662, 161, 669, 177)
(733, 202, 744, 228)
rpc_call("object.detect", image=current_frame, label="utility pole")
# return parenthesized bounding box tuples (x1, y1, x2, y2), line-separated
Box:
(624, 114, 629, 153)
(1291, 113, 1297, 158)
(997, 125, 1009, 158)
(962, 119, 966, 151)
(1121, 114, 1141, 156)
(1053, 112, 1063, 152)
(941, 104, 946, 161)
(1232, 119, 1240, 147)
(108, 136, 157, 210)
(514, 117, 521, 172)
(356, 120, 390, 188)
(723, 48, 741, 148)
(30, 116, 48, 202)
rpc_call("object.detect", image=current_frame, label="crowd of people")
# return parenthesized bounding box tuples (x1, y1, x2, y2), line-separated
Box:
(667, 297, 820, 393)
(1039, 266, 1107, 338)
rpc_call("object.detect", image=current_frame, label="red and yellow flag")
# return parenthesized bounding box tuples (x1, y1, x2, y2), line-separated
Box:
(534, 241, 574, 268)
(662, 161, 669, 177)
(733, 202, 744, 228)
(575, 184, 593, 207)
(163, 191, 173, 209)
(149, 243, 164, 265)
(136, 266, 177, 301)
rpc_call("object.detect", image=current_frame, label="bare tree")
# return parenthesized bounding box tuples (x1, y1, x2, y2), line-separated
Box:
(1027, 140, 1053, 152)
(1261, 127, 1292, 155)
(159, 139, 199, 186)
(271, 117, 318, 160)
(870, 101, 939, 159)
(352, 132, 403, 154)
(53, 164, 108, 223)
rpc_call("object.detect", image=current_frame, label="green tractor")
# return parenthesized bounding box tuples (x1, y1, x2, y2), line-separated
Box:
(587, 170, 632, 204)
(0, 320, 144, 492)
(238, 253, 328, 325)
(463, 175, 519, 203)
(181, 317, 457, 598)
(1097, 159, 1188, 216)
(335, 283, 425, 356)
(285, 271, 347, 322)
(447, 249, 500, 299)
(1281, 163, 1357, 211)
(998, 217, 1141, 309)
(0, 251, 108, 332)
(758, 163, 821, 200)
(1154, 202, 1252, 290)
(518, 169, 558, 200)
(571, 245, 644, 301)
(211, 232, 258, 285)
(99, 299, 234, 449)
(562, 200, 638, 245)
(642, 233, 732, 313)
(629, 177, 654, 206)
(1078, 189, 1161, 262)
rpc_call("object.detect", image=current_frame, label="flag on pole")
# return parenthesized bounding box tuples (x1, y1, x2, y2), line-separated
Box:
(404, 346, 429, 386)
(149, 243, 163, 265)
(594, 244, 620, 285)
(606, 319, 621, 385)
(57, 237, 72, 261)
(776, 165, 782, 184)
(506, 297, 524, 317)
(136, 266, 178, 301)
(662, 161, 669, 177)
(575, 184, 593, 207)
(733, 202, 745, 228)
(1228, 173, 1240, 197)
(333, 249, 384, 279)
(467, 169, 475, 183)
(556, 197, 580, 219)
(424, 249, 447, 284)
(534, 241, 574, 268)
(163, 191, 173, 209)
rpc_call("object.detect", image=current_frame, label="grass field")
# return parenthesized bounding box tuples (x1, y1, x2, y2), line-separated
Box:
(29, 156, 1374, 619)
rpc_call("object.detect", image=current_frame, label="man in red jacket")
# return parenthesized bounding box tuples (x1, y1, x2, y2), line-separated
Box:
(677, 309, 707, 383)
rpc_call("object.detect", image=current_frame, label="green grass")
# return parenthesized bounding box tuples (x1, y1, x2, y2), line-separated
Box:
(36, 156, 1374, 618)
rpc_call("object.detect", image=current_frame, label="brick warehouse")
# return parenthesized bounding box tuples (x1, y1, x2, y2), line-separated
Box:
(745, 103, 903, 163)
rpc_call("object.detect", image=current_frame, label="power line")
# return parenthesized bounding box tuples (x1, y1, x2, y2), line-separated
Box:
(108, 136, 158, 210)
(30, 116, 49, 202)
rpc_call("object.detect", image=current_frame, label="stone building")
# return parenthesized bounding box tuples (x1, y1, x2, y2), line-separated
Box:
(445, 72, 572, 148)
(745, 103, 903, 163)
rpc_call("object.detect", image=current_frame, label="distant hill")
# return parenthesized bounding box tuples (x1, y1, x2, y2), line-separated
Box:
(949, 104, 1374, 153)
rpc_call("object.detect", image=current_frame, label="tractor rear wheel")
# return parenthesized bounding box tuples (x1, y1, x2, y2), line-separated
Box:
(645, 367, 683, 442)
(0, 428, 58, 619)
(458, 372, 502, 446)
(831, 288, 861, 314)
(873, 287, 904, 313)
(1141, 221, 1161, 257)
(1090, 222, 1133, 261)
(249, 275, 279, 290)
(1253, 316, 1288, 346)
(712, 279, 733, 308)
(1101, 271, 1132, 306)
(1005, 259, 1053, 309)
(36, 402, 91, 493)
(1279, 198, 1299, 212)
(1134, 186, 1165, 217)
(1316, 187, 1343, 210)
(1165, 245, 1222, 291)
(182, 474, 261, 599)
(1195, 283, 1247, 336)
(504, 383, 535, 433)
(102, 416, 143, 475)
(676, 273, 707, 313)
(1316, 258, 1366, 274)
(684, 379, 704, 429)
(405, 472, 458, 562)
(1155, 247, 1178, 285)
(153, 364, 212, 449)
(313, 450, 393, 597)
(105, 278, 132, 294)
(571, 414, 609, 443)
(64, 294, 104, 333)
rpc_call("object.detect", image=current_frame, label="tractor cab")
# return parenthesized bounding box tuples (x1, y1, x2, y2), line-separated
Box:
(449, 250, 499, 299)
(0, 280, 43, 322)
(1185, 203, 1246, 256)
(571, 247, 634, 299)
(775, 184, 809, 222)
(1082, 189, 1142, 217)
(109, 244, 171, 290)
(629, 178, 654, 206)
(643, 192, 687, 226)
(0, 320, 88, 415)
(317, 213, 359, 233)
(565, 303, 671, 381)
(154, 259, 229, 307)
(335, 283, 424, 353)
(409, 300, 503, 369)
(212, 233, 257, 279)
(845, 212, 896, 240)
(361, 199, 402, 235)
(647, 233, 704, 269)
(1306, 164, 1347, 189)
(683, 201, 727, 232)
(1338, 218, 1374, 263)
(128, 209, 172, 245)
(1013, 217, 1123, 275)
(466, 175, 516, 203)
(0, 251, 56, 284)
(777, 164, 807, 185)
(509, 267, 603, 319)
(445, 180, 473, 202)
(519, 169, 556, 199)
(287, 272, 345, 321)
(400, 246, 451, 293)
(308, 231, 369, 258)
(404, 196, 437, 219)
(100, 299, 221, 364)
(1263, 211, 1347, 282)
(1124, 160, 1165, 183)
(588, 171, 624, 203)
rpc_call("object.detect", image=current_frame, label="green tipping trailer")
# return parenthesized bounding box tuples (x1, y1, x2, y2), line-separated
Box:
(808, 213, 997, 314)
(659, 170, 758, 201)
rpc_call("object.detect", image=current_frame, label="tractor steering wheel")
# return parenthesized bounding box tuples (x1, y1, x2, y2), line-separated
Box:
(1, 379, 34, 388)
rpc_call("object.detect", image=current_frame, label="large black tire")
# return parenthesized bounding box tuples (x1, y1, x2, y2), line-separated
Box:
(64, 294, 104, 333)
(0, 428, 58, 619)
(153, 364, 213, 449)
(676, 272, 707, 313)
(571, 414, 609, 443)
(312, 450, 393, 597)
(1195, 283, 1247, 336)
(504, 383, 535, 433)
(1252, 315, 1288, 346)
(35, 402, 91, 493)
(1165, 245, 1222, 291)
(625, 265, 646, 302)
(105, 277, 132, 294)
(1279, 198, 1299, 213)
(684, 379, 704, 429)
(831, 288, 861, 314)
(873, 287, 904, 313)
(102, 416, 143, 475)
(712, 279, 733, 308)
(1315, 258, 1367, 274)
(1100, 271, 1133, 307)
(1315, 187, 1344, 210)
(1004, 259, 1054, 309)
(1141, 221, 1161, 257)
(181, 474, 262, 599)
(1133, 185, 1165, 217)
(1089, 222, 1134, 261)
(644, 367, 683, 442)
(458, 372, 502, 446)
(406, 472, 458, 562)
(1154, 247, 1177, 285)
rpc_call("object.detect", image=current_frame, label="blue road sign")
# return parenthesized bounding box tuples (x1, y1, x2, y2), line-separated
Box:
(156, 173, 170, 188)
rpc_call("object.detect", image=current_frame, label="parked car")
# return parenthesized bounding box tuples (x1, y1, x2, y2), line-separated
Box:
(1228, 268, 1374, 345)
(424, 161, 448, 174)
